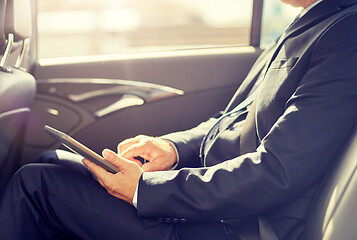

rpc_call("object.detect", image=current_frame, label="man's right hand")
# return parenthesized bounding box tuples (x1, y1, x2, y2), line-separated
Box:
(117, 135, 177, 172)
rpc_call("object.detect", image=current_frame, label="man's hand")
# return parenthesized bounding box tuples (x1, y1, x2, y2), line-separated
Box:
(118, 135, 177, 172)
(82, 149, 143, 205)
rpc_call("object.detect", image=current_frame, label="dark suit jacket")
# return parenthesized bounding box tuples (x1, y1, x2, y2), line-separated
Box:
(137, 0, 357, 239)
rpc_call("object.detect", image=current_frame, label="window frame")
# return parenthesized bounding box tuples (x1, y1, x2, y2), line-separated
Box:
(250, 0, 263, 47)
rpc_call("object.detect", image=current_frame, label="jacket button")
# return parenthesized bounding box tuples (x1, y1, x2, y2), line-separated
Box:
(165, 218, 172, 223)
(180, 218, 187, 223)
(173, 218, 180, 223)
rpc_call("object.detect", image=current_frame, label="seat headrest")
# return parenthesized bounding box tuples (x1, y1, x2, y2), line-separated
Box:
(0, 0, 32, 53)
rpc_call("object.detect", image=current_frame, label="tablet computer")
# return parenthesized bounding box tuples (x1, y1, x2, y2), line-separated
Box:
(44, 125, 119, 173)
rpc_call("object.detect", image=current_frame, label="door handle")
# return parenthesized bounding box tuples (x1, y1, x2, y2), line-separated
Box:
(67, 85, 177, 103)
(94, 94, 144, 118)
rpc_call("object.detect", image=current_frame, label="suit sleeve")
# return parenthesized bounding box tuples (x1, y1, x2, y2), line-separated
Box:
(137, 14, 357, 221)
(161, 116, 219, 169)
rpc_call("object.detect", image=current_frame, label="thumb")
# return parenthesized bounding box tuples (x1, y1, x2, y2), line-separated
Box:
(142, 160, 162, 172)
(102, 149, 129, 170)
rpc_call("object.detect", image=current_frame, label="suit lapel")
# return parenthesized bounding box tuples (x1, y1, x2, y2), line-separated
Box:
(251, 0, 357, 142)
(226, 0, 357, 117)
(224, 42, 277, 113)
(284, 0, 357, 47)
(285, 0, 342, 39)
(268, 1, 337, 66)
(261, 0, 357, 81)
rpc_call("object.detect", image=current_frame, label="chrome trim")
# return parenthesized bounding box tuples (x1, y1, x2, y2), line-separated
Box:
(0, 33, 14, 72)
(37, 78, 184, 96)
(94, 94, 144, 118)
(38, 46, 257, 66)
(14, 38, 30, 68)
(68, 85, 179, 103)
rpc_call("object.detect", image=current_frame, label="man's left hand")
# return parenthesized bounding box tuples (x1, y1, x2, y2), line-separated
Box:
(83, 149, 143, 205)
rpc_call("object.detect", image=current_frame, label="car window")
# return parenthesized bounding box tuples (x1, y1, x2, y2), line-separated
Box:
(261, 0, 301, 48)
(37, 0, 253, 59)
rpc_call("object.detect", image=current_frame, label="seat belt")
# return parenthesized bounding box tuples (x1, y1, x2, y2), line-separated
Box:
(239, 98, 279, 240)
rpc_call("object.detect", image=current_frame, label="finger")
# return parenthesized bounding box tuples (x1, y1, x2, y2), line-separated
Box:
(82, 158, 112, 183)
(97, 178, 108, 190)
(120, 142, 153, 162)
(133, 159, 143, 167)
(117, 138, 137, 154)
(117, 135, 146, 154)
(142, 161, 159, 172)
(142, 158, 171, 172)
(102, 149, 131, 171)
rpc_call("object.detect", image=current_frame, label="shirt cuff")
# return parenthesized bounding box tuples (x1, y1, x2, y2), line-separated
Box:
(132, 182, 139, 208)
(167, 140, 179, 170)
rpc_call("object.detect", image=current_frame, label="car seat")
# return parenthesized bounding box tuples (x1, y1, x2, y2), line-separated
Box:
(305, 126, 357, 239)
(0, 0, 36, 191)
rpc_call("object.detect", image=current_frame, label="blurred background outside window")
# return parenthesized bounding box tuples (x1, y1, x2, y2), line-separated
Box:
(37, 0, 300, 59)
(37, 0, 252, 59)
(261, 0, 301, 48)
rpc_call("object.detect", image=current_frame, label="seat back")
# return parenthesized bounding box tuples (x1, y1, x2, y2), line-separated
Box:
(305, 126, 357, 239)
(0, 0, 36, 191)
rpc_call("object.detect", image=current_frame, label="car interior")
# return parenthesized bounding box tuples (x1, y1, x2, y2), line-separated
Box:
(0, 0, 356, 239)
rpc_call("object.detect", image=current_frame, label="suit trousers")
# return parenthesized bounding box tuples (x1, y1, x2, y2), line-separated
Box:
(0, 150, 240, 240)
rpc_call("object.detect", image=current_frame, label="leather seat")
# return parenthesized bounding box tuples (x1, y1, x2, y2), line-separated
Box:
(0, 0, 36, 191)
(305, 126, 357, 239)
